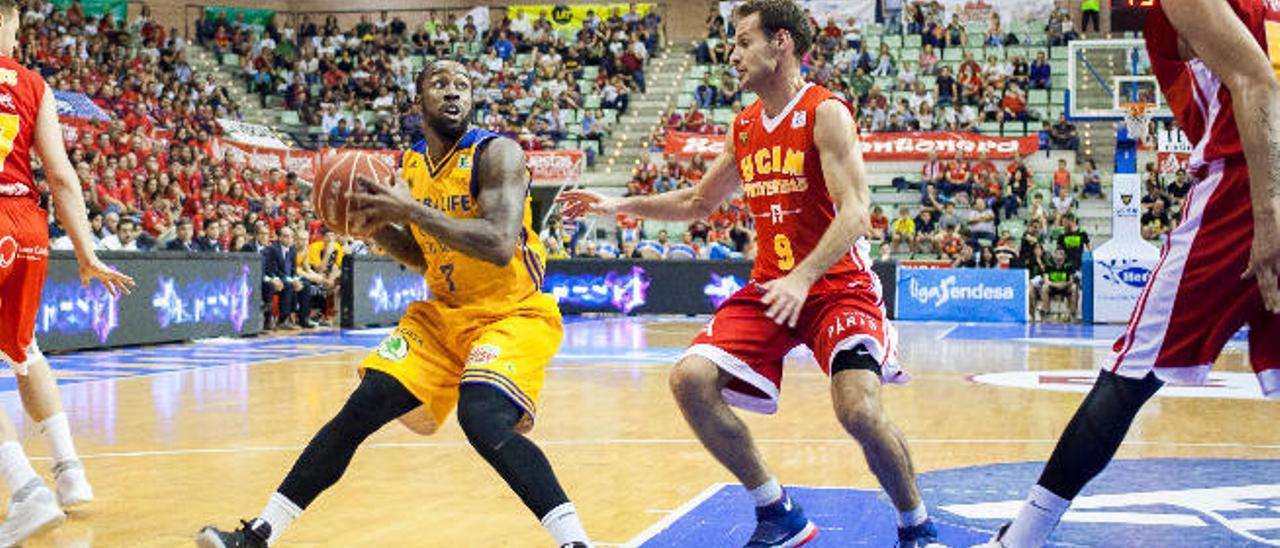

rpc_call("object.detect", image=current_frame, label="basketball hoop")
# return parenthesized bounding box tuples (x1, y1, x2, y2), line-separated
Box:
(1121, 102, 1154, 141)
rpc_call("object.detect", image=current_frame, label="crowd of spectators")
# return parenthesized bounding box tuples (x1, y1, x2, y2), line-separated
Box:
(9, 0, 358, 330)
(197, 5, 658, 153)
(692, 1, 1083, 137)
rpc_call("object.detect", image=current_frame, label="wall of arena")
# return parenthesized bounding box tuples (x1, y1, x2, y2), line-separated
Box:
(144, 0, 717, 45)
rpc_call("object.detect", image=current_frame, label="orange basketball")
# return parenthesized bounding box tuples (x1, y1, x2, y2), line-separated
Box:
(312, 151, 398, 236)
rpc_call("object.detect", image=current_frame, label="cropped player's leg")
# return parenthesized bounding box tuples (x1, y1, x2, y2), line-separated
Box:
(829, 349, 936, 547)
(990, 370, 1162, 548)
(13, 347, 91, 507)
(197, 369, 421, 548)
(0, 374, 64, 545)
(669, 355, 814, 547)
(456, 384, 591, 546)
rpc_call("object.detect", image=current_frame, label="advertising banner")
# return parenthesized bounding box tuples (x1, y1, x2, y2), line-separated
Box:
(666, 131, 1039, 161)
(507, 3, 655, 31)
(37, 251, 262, 352)
(526, 150, 585, 184)
(1091, 173, 1160, 322)
(52, 0, 125, 21)
(217, 119, 291, 149)
(342, 256, 430, 328)
(895, 267, 1027, 322)
(201, 6, 276, 30)
(211, 138, 318, 182)
(1157, 151, 1190, 175)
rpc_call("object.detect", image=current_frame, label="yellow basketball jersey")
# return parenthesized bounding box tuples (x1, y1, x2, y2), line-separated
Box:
(399, 129, 547, 308)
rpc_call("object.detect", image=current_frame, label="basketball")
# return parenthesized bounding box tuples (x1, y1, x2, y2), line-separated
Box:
(312, 151, 398, 236)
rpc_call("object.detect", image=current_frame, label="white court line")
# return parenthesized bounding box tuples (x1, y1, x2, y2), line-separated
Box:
(622, 483, 728, 548)
(35, 437, 1280, 462)
(934, 324, 960, 340)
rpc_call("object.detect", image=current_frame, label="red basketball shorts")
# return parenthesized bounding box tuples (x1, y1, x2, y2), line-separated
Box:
(0, 199, 49, 369)
(682, 276, 908, 414)
(1109, 160, 1280, 398)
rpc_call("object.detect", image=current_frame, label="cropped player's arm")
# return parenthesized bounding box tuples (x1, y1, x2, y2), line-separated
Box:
(369, 224, 427, 273)
(32, 83, 133, 296)
(759, 101, 871, 327)
(791, 100, 871, 284)
(401, 138, 527, 266)
(556, 138, 741, 221)
(1164, 0, 1280, 310)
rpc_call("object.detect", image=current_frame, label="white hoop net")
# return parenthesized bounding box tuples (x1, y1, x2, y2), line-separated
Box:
(1123, 103, 1153, 141)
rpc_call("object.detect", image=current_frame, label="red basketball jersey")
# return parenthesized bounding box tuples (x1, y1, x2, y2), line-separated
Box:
(732, 83, 870, 284)
(1145, 0, 1276, 170)
(0, 56, 44, 204)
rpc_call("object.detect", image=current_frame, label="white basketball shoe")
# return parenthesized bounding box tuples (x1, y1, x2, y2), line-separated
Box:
(53, 460, 93, 507)
(0, 478, 65, 547)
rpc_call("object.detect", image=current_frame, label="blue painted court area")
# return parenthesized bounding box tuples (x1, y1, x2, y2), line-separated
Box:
(635, 459, 1280, 547)
(633, 484, 989, 547)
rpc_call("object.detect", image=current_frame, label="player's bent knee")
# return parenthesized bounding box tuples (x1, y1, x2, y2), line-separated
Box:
(668, 356, 721, 403)
(457, 385, 522, 453)
(831, 348, 887, 438)
(395, 407, 438, 436)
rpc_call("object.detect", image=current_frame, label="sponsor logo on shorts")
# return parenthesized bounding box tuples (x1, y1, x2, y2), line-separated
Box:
(0, 236, 16, 269)
(376, 333, 409, 362)
(467, 344, 501, 366)
(826, 311, 879, 339)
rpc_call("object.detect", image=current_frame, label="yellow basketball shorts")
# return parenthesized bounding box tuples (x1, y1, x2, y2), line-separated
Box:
(359, 293, 563, 431)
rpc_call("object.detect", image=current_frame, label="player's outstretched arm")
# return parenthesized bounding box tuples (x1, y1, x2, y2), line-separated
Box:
(350, 137, 527, 266)
(556, 137, 741, 222)
(1165, 0, 1280, 311)
(758, 100, 870, 327)
(32, 82, 133, 297)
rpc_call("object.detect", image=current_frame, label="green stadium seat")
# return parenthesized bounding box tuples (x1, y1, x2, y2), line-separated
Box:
(712, 108, 733, 125)
(901, 47, 920, 63)
(222, 53, 240, 67)
(1028, 89, 1050, 106)
(900, 35, 918, 48)
(603, 110, 618, 124)
(280, 111, 300, 126)
(689, 65, 707, 78)
(981, 121, 1003, 135)
(1050, 47, 1067, 61)
(676, 94, 693, 109)
(581, 139, 600, 156)
(943, 48, 962, 63)
(578, 81, 592, 95)
(584, 95, 602, 110)
(557, 139, 579, 150)
(564, 109, 580, 124)
(582, 66, 599, 81)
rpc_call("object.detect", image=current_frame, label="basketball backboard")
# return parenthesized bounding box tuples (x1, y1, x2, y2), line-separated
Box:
(1066, 39, 1172, 122)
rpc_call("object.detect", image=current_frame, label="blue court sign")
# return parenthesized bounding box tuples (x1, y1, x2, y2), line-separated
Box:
(895, 267, 1028, 322)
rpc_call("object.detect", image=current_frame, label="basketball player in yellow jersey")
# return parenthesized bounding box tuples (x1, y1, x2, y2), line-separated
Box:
(196, 60, 592, 548)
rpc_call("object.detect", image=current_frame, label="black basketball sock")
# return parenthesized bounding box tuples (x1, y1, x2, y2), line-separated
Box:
(277, 369, 421, 509)
(1037, 369, 1163, 500)
(457, 383, 570, 519)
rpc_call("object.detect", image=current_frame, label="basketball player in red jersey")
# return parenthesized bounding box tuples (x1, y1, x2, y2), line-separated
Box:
(558, 1, 940, 546)
(982, 1, 1280, 546)
(0, 0, 134, 544)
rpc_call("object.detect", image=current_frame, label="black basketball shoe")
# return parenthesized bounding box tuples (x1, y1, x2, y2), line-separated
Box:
(195, 519, 270, 548)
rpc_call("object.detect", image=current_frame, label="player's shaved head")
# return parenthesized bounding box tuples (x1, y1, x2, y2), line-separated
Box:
(416, 60, 469, 92)
(417, 59, 473, 142)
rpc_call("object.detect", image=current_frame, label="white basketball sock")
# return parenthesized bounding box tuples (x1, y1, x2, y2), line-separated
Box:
(1003, 484, 1070, 548)
(541, 502, 591, 546)
(254, 492, 302, 545)
(899, 503, 928, 527)
(39, 413, 78, 465)
(749, 478, 783, 507)
(0, 442, 38, 494)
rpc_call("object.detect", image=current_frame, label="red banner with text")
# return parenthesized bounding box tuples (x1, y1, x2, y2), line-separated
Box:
(526, 150, 585, 184)
(1157, 152, 1190, 175)
(665, 131, 1040, 161)
(211, 138, 319, 182)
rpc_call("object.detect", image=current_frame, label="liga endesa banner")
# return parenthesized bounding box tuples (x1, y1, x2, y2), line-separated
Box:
(665, 131, 1040, 160)
(527, 150, 585, 183)
(211, 138, 319, 181)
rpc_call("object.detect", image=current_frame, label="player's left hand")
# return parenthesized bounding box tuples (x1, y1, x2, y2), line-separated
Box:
(79, 258, 134, 299)
(759, 273, 813, 328)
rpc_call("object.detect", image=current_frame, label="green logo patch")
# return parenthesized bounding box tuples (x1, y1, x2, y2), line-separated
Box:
(377, 334, 410, 362)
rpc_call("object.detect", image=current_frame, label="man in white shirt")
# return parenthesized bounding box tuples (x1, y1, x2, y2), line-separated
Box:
(509, 11, 532, 38)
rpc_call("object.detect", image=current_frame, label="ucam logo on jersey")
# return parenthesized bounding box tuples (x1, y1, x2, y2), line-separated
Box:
(931, 459, 1280, 547)
(896, 267, 1027, 322)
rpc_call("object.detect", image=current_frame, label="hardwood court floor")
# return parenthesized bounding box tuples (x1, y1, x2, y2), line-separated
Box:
(7, 319, 1278, 547)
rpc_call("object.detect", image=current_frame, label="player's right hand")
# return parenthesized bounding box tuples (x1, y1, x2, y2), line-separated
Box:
(79, 258, 135, 299)
(1245, 206, 1280, 313)
(555, 189, 618, 219)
